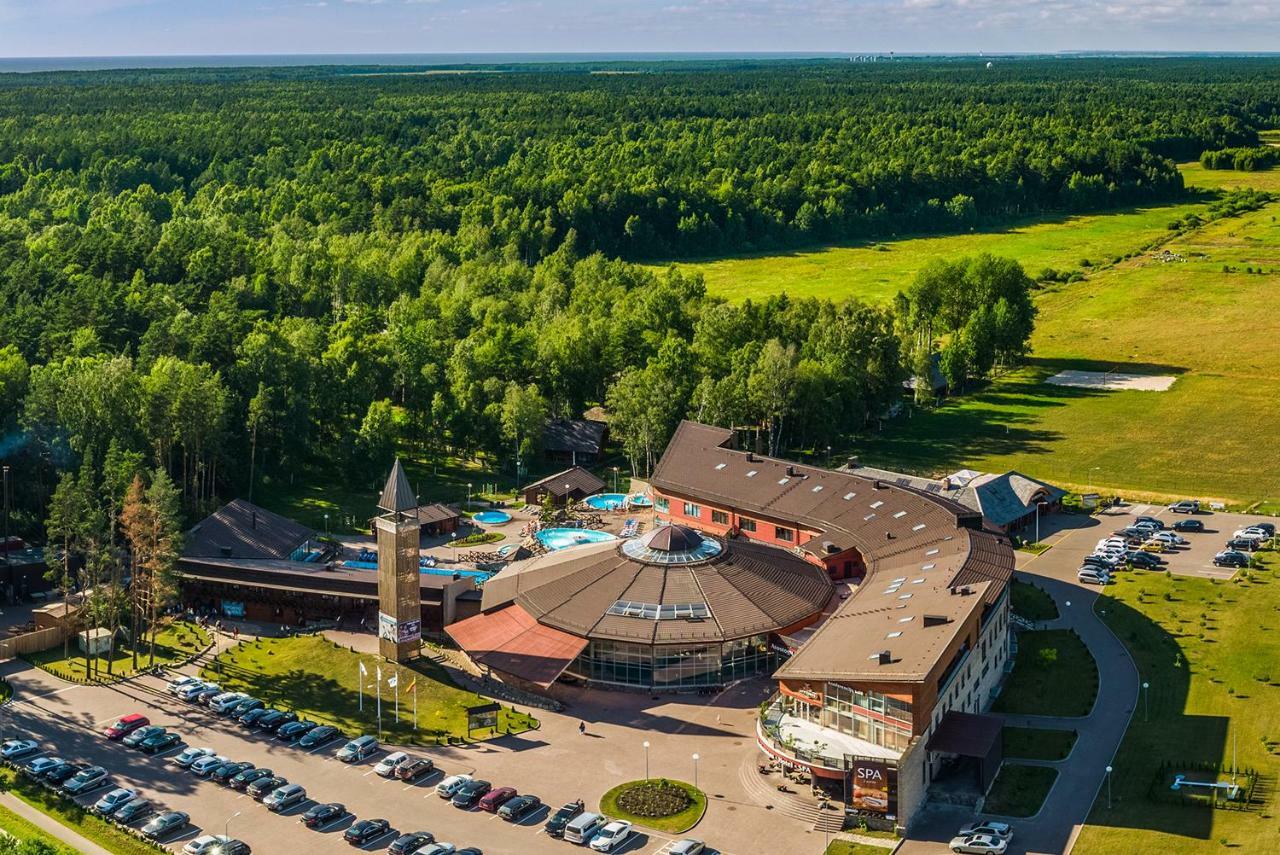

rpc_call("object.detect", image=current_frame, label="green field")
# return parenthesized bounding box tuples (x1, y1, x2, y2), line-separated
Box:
(992, 629, 1099, 717)
(1077, 553, 1280, 853)
(201, 634, 538, 743)
(984, 764, 1059, 817)
(24, 621, 209, 682)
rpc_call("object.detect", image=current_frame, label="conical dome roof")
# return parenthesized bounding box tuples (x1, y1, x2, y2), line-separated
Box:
(639, 524, 704, 553)
(378, 458, 417, 514)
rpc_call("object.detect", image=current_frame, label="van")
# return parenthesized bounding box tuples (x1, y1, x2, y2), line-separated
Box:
(564, 811, 605, 844)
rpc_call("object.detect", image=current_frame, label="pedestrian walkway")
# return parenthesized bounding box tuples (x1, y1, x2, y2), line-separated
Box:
(0, 791, 114, 855)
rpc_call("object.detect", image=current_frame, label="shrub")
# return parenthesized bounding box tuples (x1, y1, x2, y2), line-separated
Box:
(615, 780, 692, 818)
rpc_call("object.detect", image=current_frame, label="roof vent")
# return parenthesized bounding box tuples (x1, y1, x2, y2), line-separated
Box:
(876, 650, 892, 665)
(874, 480, 887, 490)
(823, 541, 840, 555)
(885, 531, 895, 540)
(924, 614, 952, 627)
(746, 451, 756, 463)
(786, 465, 796, 477)
(949, 585, 974, 596)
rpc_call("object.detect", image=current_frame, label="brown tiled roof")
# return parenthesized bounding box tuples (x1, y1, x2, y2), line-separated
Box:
(414, 503, 461, 525)
(445, 604, 588, 687)
(183, 499, 314, 562)
(522, 466, 606, 497)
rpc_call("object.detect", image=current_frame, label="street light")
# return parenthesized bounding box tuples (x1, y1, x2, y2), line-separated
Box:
(612, 466, 619, 493)
(643, 740, 650, 780)
(324, 512, 329, 535)
(2, 465, 10, 570)
(1142, 681, 1150, 722)
(1105, 765, 1113, 810)
(225, 810, 241, 841)
(1035, 500, 1049, 545)
(692, 753, 700, 790)
(467, 482, 472, 509)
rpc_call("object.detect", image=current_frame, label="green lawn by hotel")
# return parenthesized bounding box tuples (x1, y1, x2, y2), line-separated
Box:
(992, 629, 1098, 717)
(1076, 552, 1280, 853)
(201, 634, 538, 743)
(25, 620, 209, 682)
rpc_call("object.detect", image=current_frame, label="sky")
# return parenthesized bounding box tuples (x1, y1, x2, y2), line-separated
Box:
(0, 0, 1278, 58)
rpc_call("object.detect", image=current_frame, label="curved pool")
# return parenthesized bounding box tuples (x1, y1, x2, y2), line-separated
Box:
(535, 527, 618, 551)
(583, 493, 653, 511)
(473, 510, 512, 525)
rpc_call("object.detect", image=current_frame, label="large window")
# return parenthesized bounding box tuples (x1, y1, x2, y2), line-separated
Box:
(711, 510, 729, 525)
(654, 497, 669, 513)
(568, 636, 773, 690)
(682, 502, 701, 518)
(739, 518, 757, 532)
(822, 683, 913, 752)
(775, 526, 794, 542)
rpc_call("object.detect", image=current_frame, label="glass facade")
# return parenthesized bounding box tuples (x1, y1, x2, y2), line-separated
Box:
(783, 683, 914, 752)
(568, 635, 773, 690)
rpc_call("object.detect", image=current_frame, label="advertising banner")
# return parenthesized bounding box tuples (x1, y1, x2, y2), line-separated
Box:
(466, 702, 501, 732)
(850, 759, 897, 816)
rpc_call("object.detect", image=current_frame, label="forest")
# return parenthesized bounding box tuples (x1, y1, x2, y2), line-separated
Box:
(1, 57, 1279, 538)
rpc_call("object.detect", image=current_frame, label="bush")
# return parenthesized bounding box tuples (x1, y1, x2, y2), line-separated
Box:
(615, 780, 692, 818)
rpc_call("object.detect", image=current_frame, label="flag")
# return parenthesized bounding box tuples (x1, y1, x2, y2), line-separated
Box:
(358, 661, 367, 676)
(405, 679, 416, 694)
(388, 674, 398, 689)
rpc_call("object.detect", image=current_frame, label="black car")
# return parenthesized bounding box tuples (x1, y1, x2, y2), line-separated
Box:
(298, 725, 340, 749)
(238, 708, 271, 728)
(456, 849, 483, 855)
(301, 802, 347, 829)
(1250, 521, 1276, 537)
(277, 720, 318, 742)
(388, 831, 435, 854)
(113, 797, 154, 824)
(230, 767, 273, 791)
(247, 775, 287, 800)
(141, 810, 189, 839)
(1135, 516, 1165, 530)
(1173, 518, 1204, 533)
(545, 800, 584, 837)
(122, 725, 165, 749)
(1082, 555, 1119, 571)
(1227, 538, 1261, 552)
(211, 761, 254, 784)
(1126, 552, 1162, 569)
(498, 793, 542, 822)
(344, 818, 391, 845)
(451, 779, 491, 809)
(44, 762, 86, 785)
(210, 841, 250, 855)
(193, 686, 224, 705)
(257, 710, 298, 732)
(1214, 550, 1251, 568)
(227, 698, 264, 717)
(139, 731, 182, 755)
(395, 758, 435, 782)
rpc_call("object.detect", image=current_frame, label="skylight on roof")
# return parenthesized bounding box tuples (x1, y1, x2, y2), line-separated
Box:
(899, 616, 914, 623)
(893, 510, 907, 519)
(926, 548, 940, 556)
(912, 578, 925, 584)
(812, 485, 823, 493)
(868, 653, 884, 660)
(746, 470, 758, 478)
(864, 513, 877, 521)
(893, 577, 907, 583)
(912, 523, 927, 531)
(887, 631, 903, 638)
(898, 593, 913, 600)
(922, 563, 936, 571)
(843, 492, 856, 500)
(715, 463, 727, 470)
(778, 477, 790, 485)
(870, 500, 884, 509)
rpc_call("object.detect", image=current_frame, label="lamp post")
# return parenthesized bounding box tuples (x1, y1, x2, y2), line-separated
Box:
(1035, 500, 1049, 545)
(225, 810, 241, 841)
(612, 466, 619, 493)
(1142, 681, 1150, 722)
(826, 445, 832, 467)
(324, 513, 329, 535)
(565, 483, 571, 509)
(643, 740, 650, 780)
(2, 465, 10, 570)
(450, 531, 457, 564)
(692, 753, 700, 790)
(467, 482, 472, 509)
(1105, 765, 1113, 810)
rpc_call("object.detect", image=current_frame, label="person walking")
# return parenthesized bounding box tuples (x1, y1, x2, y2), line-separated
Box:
(579, 721, 586, 735)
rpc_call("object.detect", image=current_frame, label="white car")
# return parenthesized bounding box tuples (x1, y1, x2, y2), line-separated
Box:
(419, 846, 457, 855)
(209, 692, 248, 713)
(589, 820, 634, 852)
(1096, 537, 1126, 549)
(92, 787, 138, 816)
(24, 756, 63, 777)
(1151, 531, 1186, 546)
(1234, 528, 1270, 541)
(435, 774, 472, 798)
(671, 841, 706, 855)
(1078, 567, 1110, 585)
(189, 754, 229, 776)
(950, 834, 1008, 854)
(374, 751, 408, 778)
(183, 835, 231, 855)
(176, 681, 214, 701)
(173, 746, 214, 768)
(958, 821, 1013, 841)
(0, 740, 39, 759)
(166, 675, 202, 695)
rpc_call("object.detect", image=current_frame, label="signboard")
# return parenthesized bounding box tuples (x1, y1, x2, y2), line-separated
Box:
(850, 759, 897, 816)
(466, 702, 501, 733)
(221, 600, 245, 618)
(1081, 493, 1100, 510)
(378, 612, 422, 645)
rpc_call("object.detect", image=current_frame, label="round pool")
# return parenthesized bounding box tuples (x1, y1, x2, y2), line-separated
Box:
(473, 510, 512, 525)
(535, 527, 618, 551)
(628, 494, 653, 508)
(584, 493, 629, 511)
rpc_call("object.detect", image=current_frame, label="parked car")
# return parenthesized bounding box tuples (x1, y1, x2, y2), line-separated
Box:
(344, 818, 392, 846)
(257, 710, 297, 732)
(1125, 551, 1162, 569)
(276, 720, 318, 742)
(478, 786, 517, 813)
(208, 692, 248, 713)
(498, 794, 542, 822)
(1077, 567, 1110, 586)
(1169, 500, 1200, 514)
(247, 775, 287, 800)
(950, 834, 1008, 855)
(389, 831, 436, 854)
(264, 783, 307, 812)
(167, 675, 203, 695)
(174, 680, 209, 701)
(671, 841, 706, 855)
(139, 731, 182, 755)
(92, 787, 138, 816)
(958, 821, 1013, 841)
(1135, 516, 1165, 530)
(301, 802, 347, 829)
(141, 810, 190, 839)
(44, 762, 87, 785)
(420, 846, 458, 855)
(451, 779, 492, 809)
(1214, 550, 1251, 568)
(455, 849, 482, 855)
(1151, 531, 1186, 547)
(1227, 537, 1262, 552)
(122, 725, 165, 749)
(183, 835, 231, 855)
(375, 751, 409, 778)
(230, 767, 274, 791)
(1082, 555, 1120, 570)
(238, 708, 270, 728)
(564, 812, 605, 845)
(104, 714, 148, 740)
(174, 746, 214, 768)
(63, 766, 109, 795)
(396, 757, 435, 782)
(545, 800, 585, 838)
(435, 774, 472, 798)
(190, 754, 229, 776)
(1249, 522, 1276, 537)
(1234, 527, 1271, 542)
(337, 735, 379, 763)
(24, 756, 64, 778)
(113, 797, 155, 824)
(590, 820, 634, 852)
(0, 739, 38, 759)
(211, 761, 254, 785)
(191, 684, 224, 705)
(226, 697, 263, 717)
(297, 725, 340, 749)
(209, 841, 250, 855)
(1173, 518, 1204, 533)
(1138, 540, 1165, 553)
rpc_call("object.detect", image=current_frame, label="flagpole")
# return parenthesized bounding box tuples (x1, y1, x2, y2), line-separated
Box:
(376, 667, 382, 737)
(394, 669, 400, 722)
(413, 681, 418, 731)
(358, 661, 363, 713)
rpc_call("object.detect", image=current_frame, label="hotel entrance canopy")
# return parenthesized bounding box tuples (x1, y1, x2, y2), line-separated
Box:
(446, 603, 589, 688)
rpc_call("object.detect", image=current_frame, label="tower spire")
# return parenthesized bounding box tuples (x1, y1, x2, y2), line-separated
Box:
(377, 458, 416, 515)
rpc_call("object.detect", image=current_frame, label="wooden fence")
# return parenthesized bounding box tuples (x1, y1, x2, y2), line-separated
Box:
(0, 626, 66, 660)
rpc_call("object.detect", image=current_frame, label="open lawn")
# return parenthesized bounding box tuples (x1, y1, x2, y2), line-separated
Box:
(992, 629, 1098, 717)
(825, 841, 895, 855)
(1002, 726, 1077, 761)
(983, 764, 1059, 818)
(201, 633, 538, 744)
(0, 802, 78, 853)
(1010, 579, 1059, 622)
(25, 621, 208, 682)
(1076, 553, 1280, 854)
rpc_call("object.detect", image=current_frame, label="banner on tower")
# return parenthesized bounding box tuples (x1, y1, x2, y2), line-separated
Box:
(378, 612, 422, 645)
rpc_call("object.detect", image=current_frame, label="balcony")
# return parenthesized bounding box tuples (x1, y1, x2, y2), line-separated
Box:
(757, 695, 900, 773)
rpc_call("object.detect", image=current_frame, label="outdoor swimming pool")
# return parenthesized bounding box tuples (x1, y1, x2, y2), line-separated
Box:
(473, 510, 512, 525)
(535, 527, 618, 551)
(583, 493, 653, 510)
(340, 560, 492, 584)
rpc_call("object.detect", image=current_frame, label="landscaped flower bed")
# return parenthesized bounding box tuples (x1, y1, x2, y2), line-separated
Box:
(599, 778, 706, 834)
(616, 780, 691, 818)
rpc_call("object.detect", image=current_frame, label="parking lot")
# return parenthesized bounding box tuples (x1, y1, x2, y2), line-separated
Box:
(0, 654, 784, 855)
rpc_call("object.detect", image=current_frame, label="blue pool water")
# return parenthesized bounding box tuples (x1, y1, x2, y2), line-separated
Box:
(583, 493, 653, 510)
(535, 528, 618, 551)
(473, 510, 512, 525)
(340, 559, 490, 583)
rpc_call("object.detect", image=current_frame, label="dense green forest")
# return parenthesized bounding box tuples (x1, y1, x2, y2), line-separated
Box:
(1, 57, 1279, 537)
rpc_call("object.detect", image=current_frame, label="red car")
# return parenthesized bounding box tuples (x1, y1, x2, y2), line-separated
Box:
(104, 714, 149, 741)
(478, 786, 517, 813)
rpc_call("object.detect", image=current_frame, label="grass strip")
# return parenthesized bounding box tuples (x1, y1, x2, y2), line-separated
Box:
(599, 779, 706, 834)
(0, 768, 164, 855)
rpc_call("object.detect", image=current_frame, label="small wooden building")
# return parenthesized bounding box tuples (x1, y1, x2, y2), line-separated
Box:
(520, 467, 606, 507)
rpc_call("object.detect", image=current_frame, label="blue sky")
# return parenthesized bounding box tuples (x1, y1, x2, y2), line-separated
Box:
(0, 0, 1277, 57)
